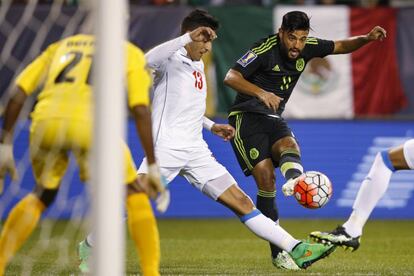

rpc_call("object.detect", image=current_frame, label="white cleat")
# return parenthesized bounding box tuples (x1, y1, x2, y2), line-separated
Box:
(272, 251, 300, 270)
(282, 174, 305, 196)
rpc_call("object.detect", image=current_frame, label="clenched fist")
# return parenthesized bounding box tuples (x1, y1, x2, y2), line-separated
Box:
(366, 26, 387, 41)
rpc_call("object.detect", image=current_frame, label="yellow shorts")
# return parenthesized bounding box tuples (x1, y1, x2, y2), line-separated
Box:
(30, 119, 137, 189)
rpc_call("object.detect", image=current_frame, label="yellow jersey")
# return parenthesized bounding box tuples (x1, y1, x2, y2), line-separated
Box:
(15, 34, 151, 122)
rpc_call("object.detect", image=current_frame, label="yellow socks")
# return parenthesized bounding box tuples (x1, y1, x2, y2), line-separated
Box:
(127, 193, 160, 276)
(0, 194, 45, 275)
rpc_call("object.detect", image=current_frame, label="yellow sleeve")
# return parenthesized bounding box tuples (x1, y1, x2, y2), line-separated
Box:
(126, 43, 151, 108)
(15, 42, 59, 95)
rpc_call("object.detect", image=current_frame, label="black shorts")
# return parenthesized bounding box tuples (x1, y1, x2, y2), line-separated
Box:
(228, 112, 295, 176)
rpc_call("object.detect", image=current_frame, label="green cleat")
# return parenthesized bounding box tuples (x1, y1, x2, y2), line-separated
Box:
(78, 240, 91, 273)
(272, 250, 300, 270)
(289, 242, 336, 269)
(310, 226, 361, 251)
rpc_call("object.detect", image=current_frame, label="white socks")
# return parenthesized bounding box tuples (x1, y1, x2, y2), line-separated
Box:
(343, 152, 393, 238)
(241, 210, 299, 252)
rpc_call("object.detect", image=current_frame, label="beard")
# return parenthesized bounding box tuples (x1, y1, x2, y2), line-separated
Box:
(279, 41, 300, 60)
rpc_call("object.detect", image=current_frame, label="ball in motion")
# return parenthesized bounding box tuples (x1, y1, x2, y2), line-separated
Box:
(294, 171, 332, 209)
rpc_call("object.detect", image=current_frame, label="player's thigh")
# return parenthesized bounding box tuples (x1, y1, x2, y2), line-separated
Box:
(268, 116, 297, 146)
(30, 120, 70, 189)
(268, 117, 299, 164)
(182, 150, 236, 200)
(229, 113, 272, 176)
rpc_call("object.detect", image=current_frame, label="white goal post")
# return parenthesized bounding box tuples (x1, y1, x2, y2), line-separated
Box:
(92, 0, 127, 275)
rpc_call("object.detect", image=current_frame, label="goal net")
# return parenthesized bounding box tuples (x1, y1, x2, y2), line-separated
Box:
(0, 0, 126, 274)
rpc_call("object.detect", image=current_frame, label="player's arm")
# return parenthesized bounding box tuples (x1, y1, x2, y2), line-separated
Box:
(145, 26, 216, 69)
(0, 44, 53, 192)
(0, 85, 26, 192)
(1, 41, 56, 142)
(333, 26, 386, 54)
(1, 43, 54, 142)
(0, 86, 27, 144)
(203, 116, 234, 141)
(224, 69, 281, 112)
(131, 105, 156, 165)
(1, 48, 51, 142)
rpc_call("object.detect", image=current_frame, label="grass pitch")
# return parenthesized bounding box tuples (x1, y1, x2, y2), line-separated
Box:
(4, 219, 414, 275)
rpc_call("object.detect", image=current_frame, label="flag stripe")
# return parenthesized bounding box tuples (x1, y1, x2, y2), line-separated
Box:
(350, 8, 407, 115)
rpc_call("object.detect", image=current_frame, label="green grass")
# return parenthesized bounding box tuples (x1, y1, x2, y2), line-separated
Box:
(4, 219, 414, 275)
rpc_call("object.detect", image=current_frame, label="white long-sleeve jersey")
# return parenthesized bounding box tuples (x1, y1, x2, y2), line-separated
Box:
(145, 33, 209, 150)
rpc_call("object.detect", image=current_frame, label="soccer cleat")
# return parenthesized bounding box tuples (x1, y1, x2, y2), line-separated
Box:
(289, 242, 336, 269)
(78, 240, 91, 273)
(310, 226, 361, 251)
(282, 174, 306, 196)
(272, 250, 300, 270)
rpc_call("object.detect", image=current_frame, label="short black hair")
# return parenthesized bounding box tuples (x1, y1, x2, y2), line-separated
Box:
(181, 9, 219, 35)
(281, 11, 310, 32)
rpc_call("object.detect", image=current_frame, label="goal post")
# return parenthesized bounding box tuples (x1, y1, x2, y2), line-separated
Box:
(92, 0, 127, 275)
(0, 0, 128, 274)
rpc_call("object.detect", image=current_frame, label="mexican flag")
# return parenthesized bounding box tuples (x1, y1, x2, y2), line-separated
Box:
(209, 6, 407, 118)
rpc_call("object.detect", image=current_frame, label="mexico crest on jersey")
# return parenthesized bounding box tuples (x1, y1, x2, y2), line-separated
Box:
(296, 58, 305, 72)
(237, 51, 257, 67)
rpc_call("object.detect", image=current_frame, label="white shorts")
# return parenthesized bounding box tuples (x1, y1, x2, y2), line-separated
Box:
(138, 147, 236, 200)
(403, 139, 414, 169)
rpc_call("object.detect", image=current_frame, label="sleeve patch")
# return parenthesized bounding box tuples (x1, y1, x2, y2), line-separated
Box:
(237, 51, 258, 67)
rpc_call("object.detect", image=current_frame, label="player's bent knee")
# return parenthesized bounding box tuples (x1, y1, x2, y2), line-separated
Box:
(273, 136, 299, 151)
(33, 186, 58, 207)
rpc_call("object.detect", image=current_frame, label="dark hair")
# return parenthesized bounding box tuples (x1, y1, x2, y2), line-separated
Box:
(181, 9, 219, 35)
(281, 11, 310, 32)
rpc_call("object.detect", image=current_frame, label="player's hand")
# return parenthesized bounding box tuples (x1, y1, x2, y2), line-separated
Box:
(155, 189, 170, 213)
(366, 26, 386, 42)
(147, 163, 167, 198)
(211, 124, 235, 141)
(257, 91, 282, 113)
(0, 143, 18, 194)
(282, 174, 305, 196)
(190, 26, 217, 42)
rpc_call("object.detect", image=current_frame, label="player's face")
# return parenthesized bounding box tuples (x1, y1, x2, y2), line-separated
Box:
(186, 39, 212, 61)
(278, 29, 309, 60)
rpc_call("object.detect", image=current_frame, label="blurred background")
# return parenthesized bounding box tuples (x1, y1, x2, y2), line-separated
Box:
(0, 0, 413, 222)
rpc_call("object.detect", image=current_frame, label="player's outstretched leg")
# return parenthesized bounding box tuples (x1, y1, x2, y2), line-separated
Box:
(309, 141, 414, 252)
(218, 183, 335, 270)
(239, 209, 336, 269)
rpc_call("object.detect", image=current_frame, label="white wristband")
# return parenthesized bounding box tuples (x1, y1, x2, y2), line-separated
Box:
(202, 117, 215, 131)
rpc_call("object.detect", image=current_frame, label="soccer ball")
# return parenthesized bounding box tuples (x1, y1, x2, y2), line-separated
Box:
(294, 171, 332, 209)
